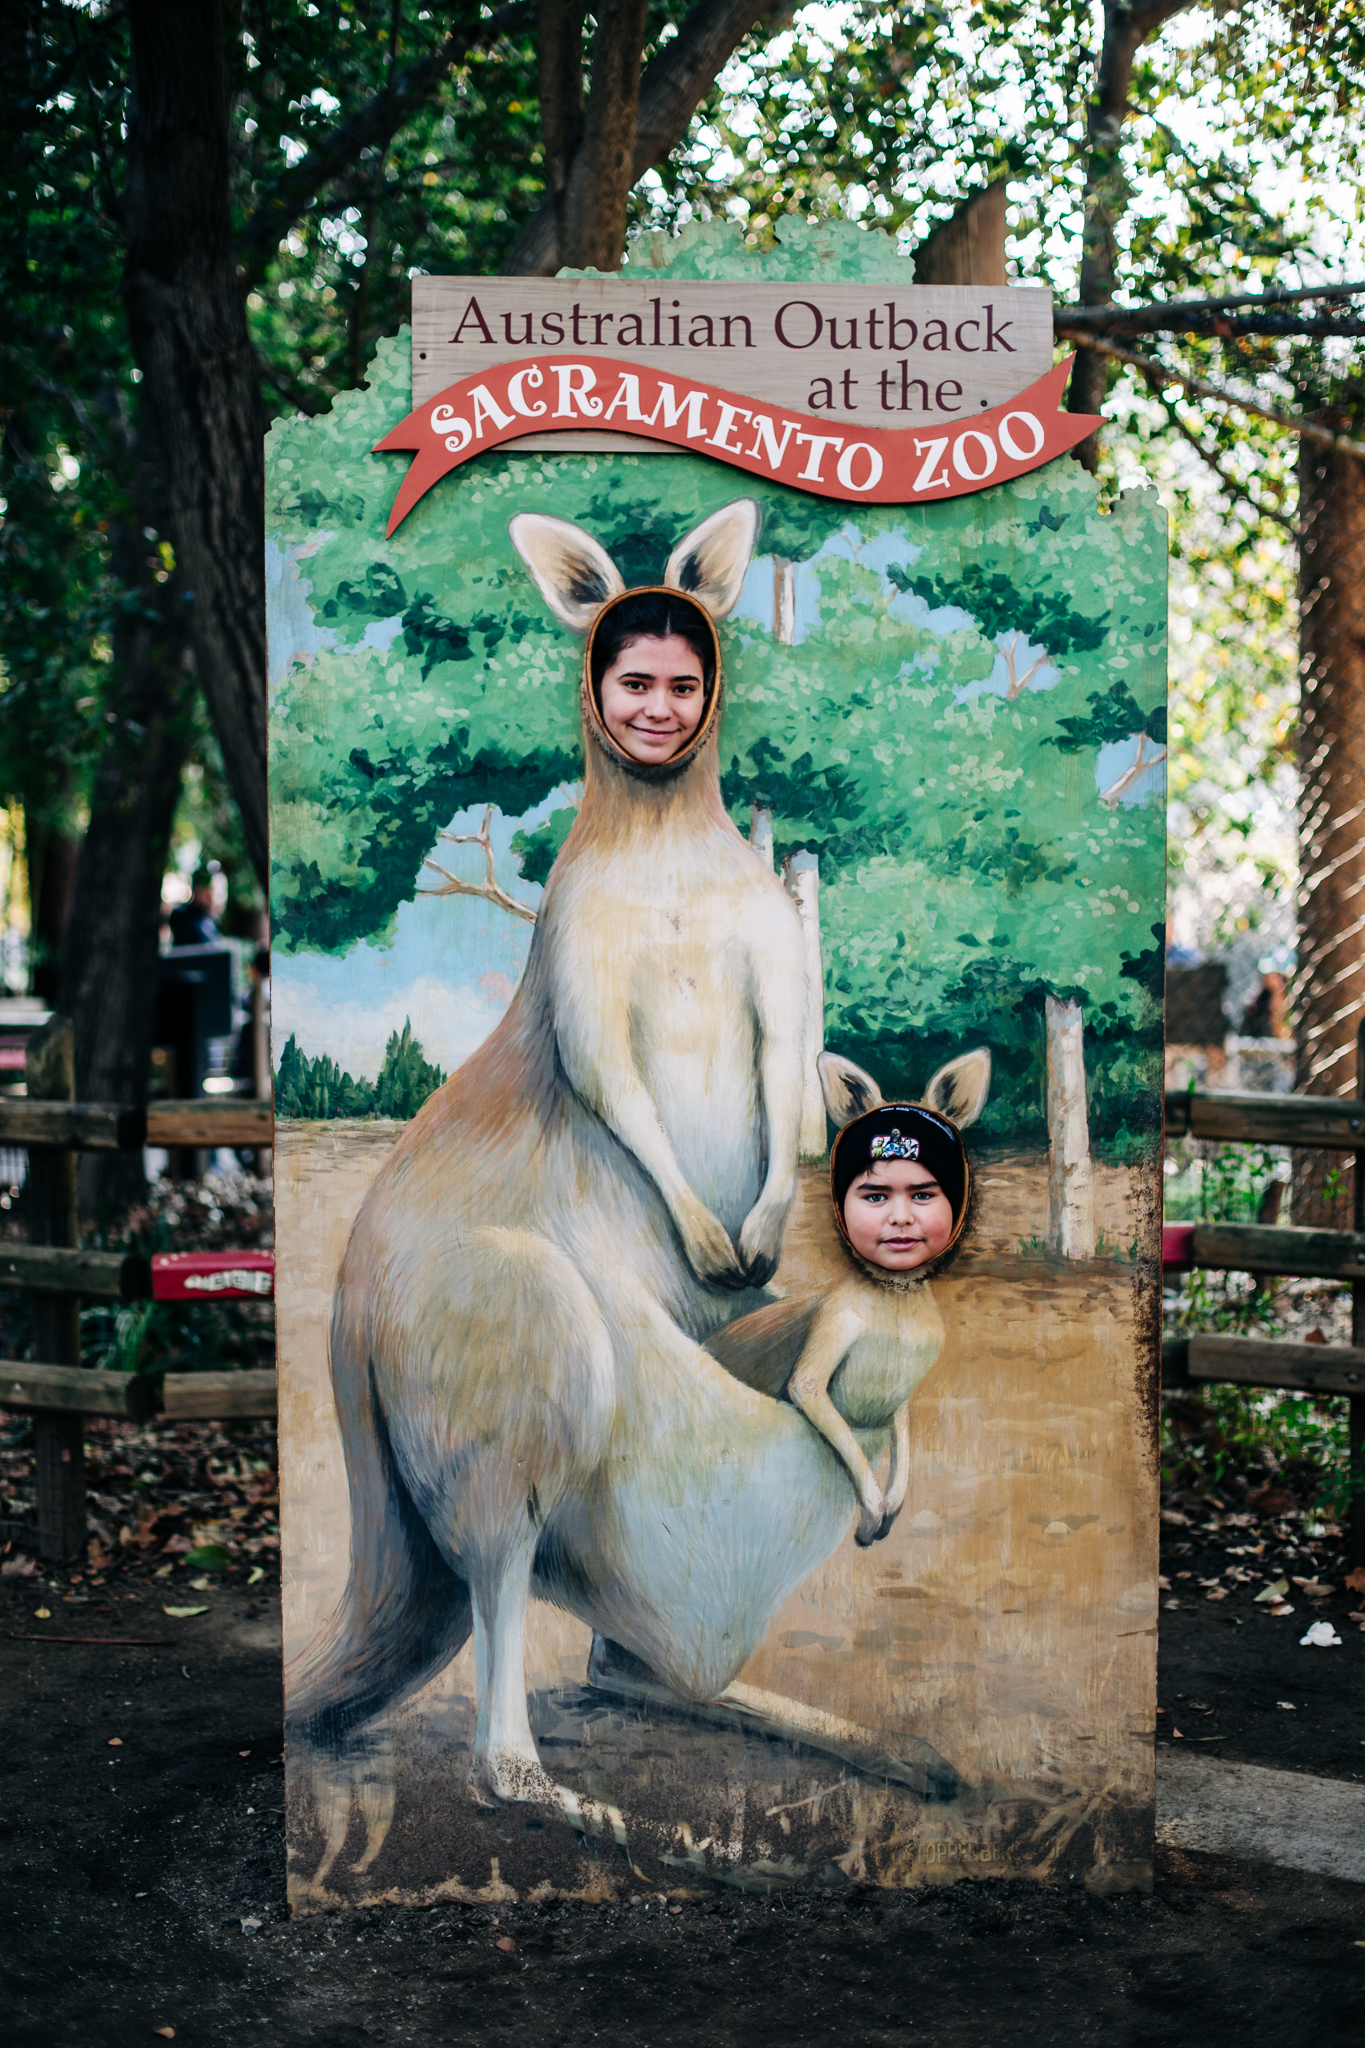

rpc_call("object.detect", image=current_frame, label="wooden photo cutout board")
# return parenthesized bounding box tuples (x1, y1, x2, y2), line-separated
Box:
(268, 223, 1166, 1910)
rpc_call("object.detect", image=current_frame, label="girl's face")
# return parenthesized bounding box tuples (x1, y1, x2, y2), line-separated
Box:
(598, 633, 706, 763)
(842, 1158, 956, 1271)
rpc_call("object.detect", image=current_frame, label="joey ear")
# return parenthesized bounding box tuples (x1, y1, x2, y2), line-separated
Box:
(817, 1050, 884, 1130)
(664, 499, 761, 620)
(507, 513, 625, 632)
(922, 1049, 992, 1129)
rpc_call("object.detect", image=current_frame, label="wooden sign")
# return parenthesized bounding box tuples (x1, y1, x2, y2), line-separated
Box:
(412, 276, 1053, 451)
(376, 356, 1099, 532)
(269, 228, 1165, 1912)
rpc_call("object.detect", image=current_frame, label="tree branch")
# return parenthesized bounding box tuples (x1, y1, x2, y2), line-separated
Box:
(1060, 331, 1365, 460)
(419, 809, 538, 923)
(1160, 398, 1301, 537)
(1068, 0, 1199, 448)
(501, 0, 773, 275)
(238, 1, 530, 278)
(1057, 279, 1365, 330)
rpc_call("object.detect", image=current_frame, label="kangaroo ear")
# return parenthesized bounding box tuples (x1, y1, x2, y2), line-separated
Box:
(817, 1050, 884, 1130)
(508, 513, 626, 632)
(664, 499, 761, 620)
(922, 1049, 992, 1129)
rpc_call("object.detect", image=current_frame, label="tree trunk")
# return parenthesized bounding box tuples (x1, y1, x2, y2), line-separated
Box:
(122, 0, 268, 886)
(536, 0, 587, 261)
(1067, 1, 1193, 467)
(503, 0, 769, 276)
(1293, 437, 1365, 1226)
(912, 183, 1008, 287)
(22, 806, 78, 1006)
(563, 0, 650, 271)
(61, 505, 195, 1219)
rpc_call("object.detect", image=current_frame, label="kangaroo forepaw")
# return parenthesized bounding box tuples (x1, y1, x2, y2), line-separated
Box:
(678, 1204, 747, 1290)
(737, 1197, 790, 1286)
(854, 1495, 886, 1547)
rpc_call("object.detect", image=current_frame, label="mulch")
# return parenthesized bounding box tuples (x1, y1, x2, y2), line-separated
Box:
(1, 1413, 1363, 2046)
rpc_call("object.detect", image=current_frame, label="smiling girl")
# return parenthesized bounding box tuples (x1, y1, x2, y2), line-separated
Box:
(588, 591, 716, 767)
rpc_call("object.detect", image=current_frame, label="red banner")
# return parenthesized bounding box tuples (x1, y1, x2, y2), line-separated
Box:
(375, 355, 1102, 535)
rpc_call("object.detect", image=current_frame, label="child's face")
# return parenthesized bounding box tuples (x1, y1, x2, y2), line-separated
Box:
(842, 1159, 955, 1271)
(598, 633, 706, 763)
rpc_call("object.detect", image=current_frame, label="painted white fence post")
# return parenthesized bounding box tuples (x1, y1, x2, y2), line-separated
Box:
(749, 804, 775, 871)
(772, 558, 795, 645)
(1046, 994, 1096, 1260)
(784, 849, 828, 1159)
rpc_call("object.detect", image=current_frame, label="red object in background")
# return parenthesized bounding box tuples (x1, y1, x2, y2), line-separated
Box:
(1162, 1223, 1195, 1272)
(152, 1250, 275, 1302)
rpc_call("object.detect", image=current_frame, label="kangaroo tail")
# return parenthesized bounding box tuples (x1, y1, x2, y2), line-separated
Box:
(286, 1288, 471, 1753)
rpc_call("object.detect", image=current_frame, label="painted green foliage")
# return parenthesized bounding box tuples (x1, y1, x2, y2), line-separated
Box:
(268, 285, 1165, 1149)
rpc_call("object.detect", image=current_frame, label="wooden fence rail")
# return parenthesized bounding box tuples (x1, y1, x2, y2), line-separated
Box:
(1164, 1088, 1365, 1150)
(4, 1065, 1365, 1557)
(1167, 1025, 1365, 1567)
(0, 1030, 276, 1556)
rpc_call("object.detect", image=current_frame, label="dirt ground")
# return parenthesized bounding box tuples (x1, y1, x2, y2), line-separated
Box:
(3, 1419, 1364, 2047)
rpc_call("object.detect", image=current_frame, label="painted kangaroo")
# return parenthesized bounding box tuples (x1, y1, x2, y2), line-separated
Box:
(290, 500, 811, 1792)
(289, 498, 982, 1850)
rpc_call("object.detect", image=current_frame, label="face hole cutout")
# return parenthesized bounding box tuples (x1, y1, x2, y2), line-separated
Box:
(586, 590, 719, 769)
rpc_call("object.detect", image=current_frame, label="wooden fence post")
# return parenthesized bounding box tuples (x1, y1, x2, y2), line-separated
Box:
(783, 851, 828, 1160)
(25, 1016, 85, 1560)
(1352, 1016, 1365, 1567)
(1046, 994, 1096, 1260)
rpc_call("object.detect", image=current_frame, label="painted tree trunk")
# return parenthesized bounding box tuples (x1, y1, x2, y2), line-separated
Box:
(749, 804, 775, 871)
(784, 851, 827, 1160)
(1046, 995, 1096, 1260)
(1294, 437, 1365, 1226)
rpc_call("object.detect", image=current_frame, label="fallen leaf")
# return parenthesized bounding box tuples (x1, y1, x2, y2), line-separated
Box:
(1172, 1728, 1184, 1739)
(496, 1936, 516, 1953)
(153, 2031, 175, 2039)
(1254, 1578, 1290, 1604)
(247, 1567, 265, 1586)
(1269, 1603, 1295, 1617)
(1344, 1566, 1365, 1595)
(1277, 1701, 1296, 1710)
(1158, 1575, 1171, 1591)
(34, 1607, 51, 1620)
(185, 1545, 232, 1571)
(162, 1605, 209, 1618)
(1, 1555, 36, 1577)
(1348, 1611, 1365, 1623)
(240, 1916, 261, 1935)
(189, 1576, 213, 1592)
(239, 1750, 250, 1758)
(1246, 1485, 1296, 1514)
(1303, 1327, 1328, 1345)
(1161, 1509, 1188, 1526)
(108, 1737, 123, 1748)
(1163, 1598, 1181, 1609)
(1204, 1588, 1229, 1602)
(1292, 1577, 1334, 1598)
